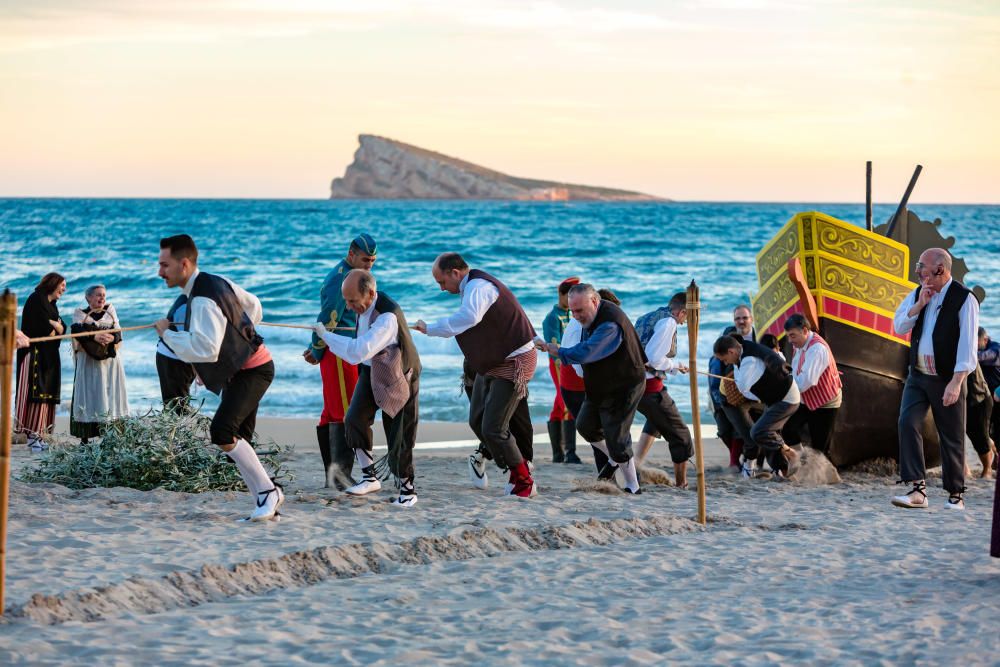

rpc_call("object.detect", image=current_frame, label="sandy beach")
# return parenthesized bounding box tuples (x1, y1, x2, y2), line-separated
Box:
(0, 418, 997, 665)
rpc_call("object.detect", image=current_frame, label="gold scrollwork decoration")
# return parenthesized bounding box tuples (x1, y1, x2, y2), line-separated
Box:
(816, 223, 905, 277)
(753, 273, 798, 325)
(819, 260, 912, 309)
(757, 224, 799, 284)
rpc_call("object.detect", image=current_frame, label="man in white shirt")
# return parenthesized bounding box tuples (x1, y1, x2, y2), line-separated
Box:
(780, 314, 842, 457)
(155, 294, 195, 412)
(414, 253, 539, 498)
(891, 248, 979, 510)
(313, 269, 421, 507)
(153, 234, 282, 522)
(713, 334, 800, 479)
(633, 292, 694, 488)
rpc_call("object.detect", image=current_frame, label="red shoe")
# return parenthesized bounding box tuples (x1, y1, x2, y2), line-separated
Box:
(509, 461, 537, 498)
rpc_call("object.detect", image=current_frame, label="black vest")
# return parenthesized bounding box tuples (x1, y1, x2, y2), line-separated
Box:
(581, 301, 647, 400)
(374, 292, 421, 387)
(909, 281, 972, 382)
(454, 269, 536, 375)
(184, 272, 263, 394)
(738, 338, 793, 405)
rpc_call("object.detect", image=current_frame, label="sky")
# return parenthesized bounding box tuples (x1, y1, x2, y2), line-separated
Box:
(0, 0, 998, 202)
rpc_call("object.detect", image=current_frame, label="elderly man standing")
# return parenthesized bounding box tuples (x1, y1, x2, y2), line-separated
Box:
(713, 334, 800, 479)
(544, 283, 647, 494)
(313, 270, 421, 507)
(891, 248, 979, 510)
(304, 234, 377, 490)
(780, 313, 842, 457)
(415, 253, 539, 498)
(633, 291, 694, 488)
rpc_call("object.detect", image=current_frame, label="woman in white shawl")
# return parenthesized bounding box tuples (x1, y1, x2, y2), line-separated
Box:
(70, 285, 129, 442)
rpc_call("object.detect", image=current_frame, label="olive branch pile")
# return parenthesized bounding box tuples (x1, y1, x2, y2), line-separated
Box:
(20, 406, 294, 493)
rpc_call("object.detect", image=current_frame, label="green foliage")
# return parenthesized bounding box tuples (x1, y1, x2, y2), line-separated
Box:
(20, 406, 294, 492)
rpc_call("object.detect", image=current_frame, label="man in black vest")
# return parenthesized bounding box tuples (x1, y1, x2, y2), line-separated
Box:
(415, 253, 539, 498)
(313, 270, 421, 507)
(155, 294, 195, 412)
(543, 283, 647, 493)
(154, 234, 283, 522)
(713, 334, 800, 479)
(891, 248, 980, 510)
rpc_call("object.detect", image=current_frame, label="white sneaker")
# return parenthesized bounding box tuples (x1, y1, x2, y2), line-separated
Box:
(249, 485, 285, 522)
(346, 478, 382, 496)
(740, 458, 757, 479)
(503, 482, 514, 496)
(392, 493, 418, 507)
(469, 451, 488, 490)
(943, 495, 965, 510)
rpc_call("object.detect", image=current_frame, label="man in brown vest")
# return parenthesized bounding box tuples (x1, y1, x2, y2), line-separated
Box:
(313, 270, 421, 507)
(415, 253, 539, 498)
(542, 283, 647, 494)
(892, 248, 979, 510)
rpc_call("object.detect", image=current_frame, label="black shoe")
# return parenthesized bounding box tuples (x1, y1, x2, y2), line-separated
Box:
(547, 420, 565, 463)
(597, 461, 619, 481)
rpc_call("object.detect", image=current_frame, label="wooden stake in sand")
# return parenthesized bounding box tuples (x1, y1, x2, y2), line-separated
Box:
(0, 289, 17, 615)
(685, 281, 706, 525)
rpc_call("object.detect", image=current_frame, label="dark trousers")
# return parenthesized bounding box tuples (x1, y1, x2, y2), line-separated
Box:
(576, 382, 644, 463)
(781, 404, 839, 455)
(721, 402, 756, 450)
(712, 403, 735, 442)
(966, 396, 992, 456)
(156, 352, 195, 410)
(345, 365, 419, 481)
(562, 389, 585, 420)
(747, 400, 798, 473)
(638, 388, 694, 463)
(898, 370, 966, 493)
(465, 379, 533, 464)
(469, 374, 524, 469)
(210, 361, 274, 446)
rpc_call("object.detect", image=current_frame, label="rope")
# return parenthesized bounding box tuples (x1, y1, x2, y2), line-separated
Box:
(26, 320, 355, 343)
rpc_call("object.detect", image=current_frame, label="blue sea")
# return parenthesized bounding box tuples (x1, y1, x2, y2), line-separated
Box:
(1, 199, 998, 423)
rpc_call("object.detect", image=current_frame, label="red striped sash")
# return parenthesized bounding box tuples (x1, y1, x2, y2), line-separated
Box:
(797, 333, 842, 411)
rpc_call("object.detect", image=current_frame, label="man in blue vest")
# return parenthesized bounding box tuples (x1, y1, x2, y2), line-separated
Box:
(891, 248, 979, 510)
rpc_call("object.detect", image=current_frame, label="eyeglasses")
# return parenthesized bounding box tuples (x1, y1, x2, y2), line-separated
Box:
(915, 261, 941, 272)
(734, 316, 751, 321)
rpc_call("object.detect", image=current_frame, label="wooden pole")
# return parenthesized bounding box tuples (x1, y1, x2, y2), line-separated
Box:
(0, 289, 17, 616)
(884, 164, 922, 239)
(865, 161, 873, 232)
(685, 281, 706, 525)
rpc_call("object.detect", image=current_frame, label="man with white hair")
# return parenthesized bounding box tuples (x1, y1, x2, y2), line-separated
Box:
(543, 283, 647, 494)
(313, 269, 421, 507)
(891, 248, 979, 510)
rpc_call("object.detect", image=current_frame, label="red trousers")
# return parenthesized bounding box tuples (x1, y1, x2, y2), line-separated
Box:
(319, 349, 359, 425)
(548, 358, 571, 422)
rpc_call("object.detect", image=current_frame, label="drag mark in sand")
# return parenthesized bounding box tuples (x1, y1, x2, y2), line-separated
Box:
(7, 515, 717, 625)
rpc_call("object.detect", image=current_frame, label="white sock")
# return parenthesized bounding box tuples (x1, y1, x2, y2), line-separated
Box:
(227, 439, 273, 499)
(621, 457, 640, 493)
(355, 448, 374, 469)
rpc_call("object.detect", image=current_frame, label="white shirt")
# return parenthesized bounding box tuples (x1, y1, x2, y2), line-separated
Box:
(893, 279, 979, 376)
(644, 316, 683, 379)
(791, 332, 842, 408)
(734, 354, 800, 404)
(562, 318, 584, 377)
(160, 270, 263, 364)
(424, 273, 533, 358)
(318, 299, 398, 367)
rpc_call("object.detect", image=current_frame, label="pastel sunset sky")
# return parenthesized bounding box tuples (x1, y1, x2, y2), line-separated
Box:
(1, 0, 997, 202)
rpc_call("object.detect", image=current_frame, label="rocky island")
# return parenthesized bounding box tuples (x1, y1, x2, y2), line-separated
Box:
(330, 134, 665, 201)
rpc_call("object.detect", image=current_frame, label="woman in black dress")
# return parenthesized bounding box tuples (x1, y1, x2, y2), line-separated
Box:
(15, 272, 67, 451)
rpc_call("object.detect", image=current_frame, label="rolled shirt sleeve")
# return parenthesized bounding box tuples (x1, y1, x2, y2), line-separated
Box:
(645, 317, 682, 375)
(425, 278, 499, 338)
(893, 290, 919, 335)
(161, 296, 226, 363)
(319, 312, 398, 366)
(557, 322, 622, 366)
